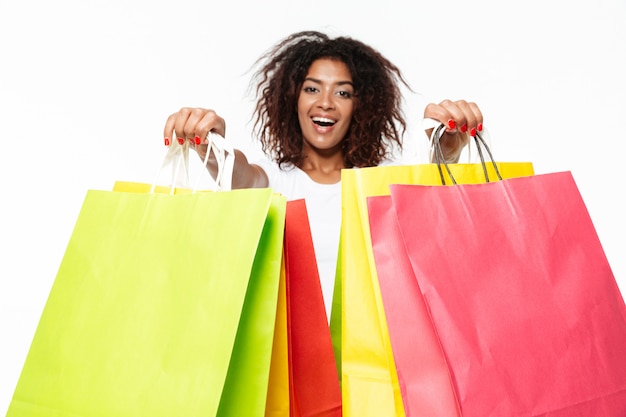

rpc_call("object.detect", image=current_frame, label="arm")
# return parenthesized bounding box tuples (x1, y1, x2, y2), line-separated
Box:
(424, 99, 483, 163)
(163, 107, 269, 189)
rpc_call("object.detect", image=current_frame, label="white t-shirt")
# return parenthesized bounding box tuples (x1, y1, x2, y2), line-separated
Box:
(255, 158, 341, 321)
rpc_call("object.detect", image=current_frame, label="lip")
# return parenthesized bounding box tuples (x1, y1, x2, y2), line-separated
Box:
(312, 125, 332, 134)
(310, 115, 337, 133)
(311, 115, 337, 124)
(309, 118, 335, 134)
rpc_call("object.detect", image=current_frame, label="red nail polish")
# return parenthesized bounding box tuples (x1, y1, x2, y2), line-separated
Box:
(177, 137, 184, 145)
(447, 119, 456, 130)
(164, 137, 170, 146)
(461, 124, 468, 133)
(477, 123, 483, 132)
(470, 127, 477, 136)
(195, 135, 201, 145)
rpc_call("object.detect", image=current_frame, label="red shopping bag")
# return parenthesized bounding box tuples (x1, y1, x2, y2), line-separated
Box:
(379, 171, 626, 416)
(285, 199, 342, 417)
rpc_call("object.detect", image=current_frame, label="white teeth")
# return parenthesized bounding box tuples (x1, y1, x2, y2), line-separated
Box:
(312, 116, 336, 123)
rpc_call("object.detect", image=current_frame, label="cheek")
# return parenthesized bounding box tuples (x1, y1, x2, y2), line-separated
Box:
(297, 102, 308, 127)
(341, 102, 355, 124)
(340, 97, 355, 114)
(297, 96, 310, 118)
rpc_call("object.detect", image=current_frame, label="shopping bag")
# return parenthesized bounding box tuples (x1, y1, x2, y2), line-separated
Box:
(7, 135, 286, 417)
(284, 199, 342, 417)
(265, 199, 342, 417)
(367, 194, 461, 417)
(264, 260, 290, 417)
(115, 137, 286, 417)
(385, 171, 626, 416)
(214, 193, 285, 417)
(338, 127, 534, 417)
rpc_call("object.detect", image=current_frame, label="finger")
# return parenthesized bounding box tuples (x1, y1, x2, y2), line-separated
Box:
(188, 109, 225, 145)
(168, 107, 192, 144)
(424, 101, 457, 132)
(205, 111, 226, 139)
(163, 112, 179, 146)
(440, 100, 484, 136)
(453, 100, 476, 134)
(466, 102, 484, 134)
(182, 108, 206, 145)
(448, 100, 483, 136)
(440, 99, 470, 133)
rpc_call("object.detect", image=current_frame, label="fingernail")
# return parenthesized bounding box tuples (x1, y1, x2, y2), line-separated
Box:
(470, 127, 477, 136)
(177, 137, 184, 145)
(477, 123, 483, 132)
(195, 135, 201, 145)
(447, 119, 456, 130)
(461, 124, 468, 133)
(164, 137, 171, 146)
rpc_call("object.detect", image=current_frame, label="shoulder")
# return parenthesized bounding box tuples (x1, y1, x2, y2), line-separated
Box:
(254, 158, 299, 183)
(253, 158, 305, 198)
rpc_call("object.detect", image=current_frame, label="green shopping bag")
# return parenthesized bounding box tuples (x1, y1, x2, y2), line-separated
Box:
(217, 193, 286, 416)
(7, 136, 286, 417)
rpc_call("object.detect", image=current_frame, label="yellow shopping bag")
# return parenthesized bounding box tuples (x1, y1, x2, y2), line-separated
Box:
(337, 128, 535, 417)
(264, 260, 290, 417)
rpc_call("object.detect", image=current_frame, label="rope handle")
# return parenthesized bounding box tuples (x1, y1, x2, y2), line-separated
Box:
(430, 123, 502, 185)
(151, 132, 235, 194)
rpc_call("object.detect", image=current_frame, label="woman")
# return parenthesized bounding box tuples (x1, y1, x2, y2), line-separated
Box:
(163, 30, 483, 317)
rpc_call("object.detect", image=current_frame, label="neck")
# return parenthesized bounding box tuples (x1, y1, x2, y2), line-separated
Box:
(298, 152, 345, 184)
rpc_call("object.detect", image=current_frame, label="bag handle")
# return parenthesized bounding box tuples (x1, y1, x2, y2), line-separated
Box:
(151, 132, 235, 194)
(195, 132, 235, 192)
(429, 123, 502, 185)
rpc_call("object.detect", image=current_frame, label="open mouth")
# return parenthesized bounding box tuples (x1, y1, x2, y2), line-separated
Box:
(312, 116, 336, 127)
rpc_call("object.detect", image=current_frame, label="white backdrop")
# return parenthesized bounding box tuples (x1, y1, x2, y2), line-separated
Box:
(1, 0, 625, 411)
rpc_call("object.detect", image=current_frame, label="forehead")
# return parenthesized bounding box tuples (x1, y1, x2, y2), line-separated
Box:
(305, 58, 352, 82)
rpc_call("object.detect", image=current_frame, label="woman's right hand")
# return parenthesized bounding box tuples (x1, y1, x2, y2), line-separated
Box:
(163, 107, 226, 147)
(162, 107, 268, 190)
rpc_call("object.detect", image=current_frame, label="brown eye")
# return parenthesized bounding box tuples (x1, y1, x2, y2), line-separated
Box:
(337, 90, 353, 98)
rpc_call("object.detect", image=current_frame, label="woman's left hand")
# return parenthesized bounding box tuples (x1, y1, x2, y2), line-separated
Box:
(424, 99, 484, 162)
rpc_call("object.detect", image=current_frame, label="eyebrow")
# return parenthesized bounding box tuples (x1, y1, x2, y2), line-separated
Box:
(304, 77, 354, 87)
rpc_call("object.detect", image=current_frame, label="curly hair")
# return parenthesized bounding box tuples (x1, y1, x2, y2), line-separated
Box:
(250, 31, 410, 168)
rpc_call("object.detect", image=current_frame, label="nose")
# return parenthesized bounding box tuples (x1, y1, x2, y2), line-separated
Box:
(316, 89, 335, 110)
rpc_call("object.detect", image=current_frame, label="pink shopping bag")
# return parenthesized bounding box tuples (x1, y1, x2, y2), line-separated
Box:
(374, 171, 626, 416)
(367, 194, 461, 416)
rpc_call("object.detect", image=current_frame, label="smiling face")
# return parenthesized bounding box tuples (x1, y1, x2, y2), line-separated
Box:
(297, 58, 355, 157)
